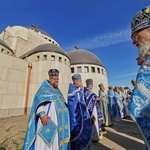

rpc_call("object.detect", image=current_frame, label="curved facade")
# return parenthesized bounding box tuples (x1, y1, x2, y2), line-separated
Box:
(67, 49, 108, 94)
(0, 25, 108, 118)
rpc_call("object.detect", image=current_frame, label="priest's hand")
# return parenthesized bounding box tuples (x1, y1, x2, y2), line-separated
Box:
(97, 97, 101, 101)
(40, 115, 51, 126)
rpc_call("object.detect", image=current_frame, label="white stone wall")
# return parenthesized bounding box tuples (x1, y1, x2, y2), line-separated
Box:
(0, 53, 28, 117)
(0, 26, 59, 57)
(0, 52, 108, 118)
(27, 52, 71, 114)
(0, 25, 109, 118)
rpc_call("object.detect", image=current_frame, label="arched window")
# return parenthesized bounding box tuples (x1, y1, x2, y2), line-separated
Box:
(51, 55, 55, 61)
(59, 57, 62, 62)
(37, 55, 40, 61)
(44, 55, 47, 61)
(102, 69, 104, 74)
(77, 67, 82, 73)
(97, 68, 100, 73)
(71, 67, 74, 73)
(84, 66, 89, 73)
(91, 67, 95, 73)
(1, 48, 4, 52)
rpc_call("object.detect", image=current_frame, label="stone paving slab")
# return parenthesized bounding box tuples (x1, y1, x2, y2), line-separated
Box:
(94, 118, 146, 150)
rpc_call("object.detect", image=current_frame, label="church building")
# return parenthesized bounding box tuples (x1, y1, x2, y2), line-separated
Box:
(0, 25, 108, 117)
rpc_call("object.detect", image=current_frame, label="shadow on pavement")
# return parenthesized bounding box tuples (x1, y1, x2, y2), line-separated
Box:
(93, 141, 111, 150)
(93, 117, 146, 150)
(111, 117, 144, 140)
(104, 129, 146, 150)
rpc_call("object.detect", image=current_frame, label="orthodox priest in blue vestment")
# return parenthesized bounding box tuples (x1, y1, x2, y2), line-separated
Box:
(84, 79, 104, 141)
(98, 84, 112, 127)
(107, 86, 115, 121)
(23, 69, 70, 150)
(130, 56, 150, 149)
(113, 87, 123, 121)
(130, 5, 150, 150)
(68, 74, 93, 150)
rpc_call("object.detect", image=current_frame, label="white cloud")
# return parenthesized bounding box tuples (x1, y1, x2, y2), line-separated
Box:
(110, 72, 137, 80)
(63, 26, 131, 50)
(108, 73, 137, 88)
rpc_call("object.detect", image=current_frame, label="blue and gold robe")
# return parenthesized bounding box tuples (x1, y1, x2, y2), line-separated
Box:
(107, 89, 115, 120)
(68, 83, 92, 150)
(113, 92, 123, 121)
(130, 56, 150, 150)
(84, 87, 104, 140)
(23, 80, 70, 150)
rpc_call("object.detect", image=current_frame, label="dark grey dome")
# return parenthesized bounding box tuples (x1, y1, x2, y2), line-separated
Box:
(25, 25, 54, 39)
(0, 39, 14, 54)
(20, 43, 69, 59)
(67, 49, 103, 66)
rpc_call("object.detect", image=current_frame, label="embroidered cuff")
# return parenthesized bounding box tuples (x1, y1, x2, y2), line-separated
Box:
(39, 111, 46, 118)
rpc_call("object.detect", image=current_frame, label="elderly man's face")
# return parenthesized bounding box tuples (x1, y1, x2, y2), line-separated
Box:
(74, 80, 83, 88)
(100, 87, 105, 92)
(87, 84, 93, 90)
(50, 77, 59, 88)
(132, 28, 150, 56)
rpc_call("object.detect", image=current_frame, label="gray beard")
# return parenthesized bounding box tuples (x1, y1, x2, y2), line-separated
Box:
(51, 82, 58, 89)
(138, 45, 150, 57)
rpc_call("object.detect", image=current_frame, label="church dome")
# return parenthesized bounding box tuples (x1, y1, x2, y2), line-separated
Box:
(67, 49, 103, 66)
(20, 43, 69, 59)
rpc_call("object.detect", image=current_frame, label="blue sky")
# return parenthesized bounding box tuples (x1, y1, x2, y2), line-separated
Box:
(1, 0, 150, 88)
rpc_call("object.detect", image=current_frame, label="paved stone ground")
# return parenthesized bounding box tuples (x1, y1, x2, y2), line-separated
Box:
(0, 115, 146, 150)
(93, 117, 146, 150)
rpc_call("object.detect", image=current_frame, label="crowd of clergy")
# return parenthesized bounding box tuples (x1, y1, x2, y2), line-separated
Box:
(84, 78, 132, 143)
(23, 71, 133, 150)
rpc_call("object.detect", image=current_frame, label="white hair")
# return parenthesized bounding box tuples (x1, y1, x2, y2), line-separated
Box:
(138, 27, 150, 57)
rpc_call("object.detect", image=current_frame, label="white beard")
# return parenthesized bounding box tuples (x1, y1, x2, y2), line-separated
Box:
(138, 44, 150, 57)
